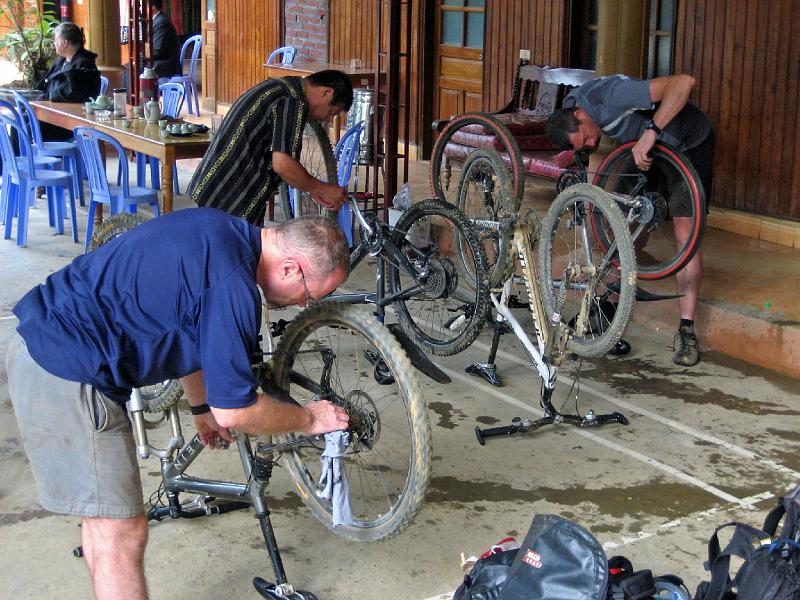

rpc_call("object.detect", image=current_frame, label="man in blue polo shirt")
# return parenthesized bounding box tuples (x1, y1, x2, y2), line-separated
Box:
(6, 209, 350, 599)
(546, 74, 714, 367)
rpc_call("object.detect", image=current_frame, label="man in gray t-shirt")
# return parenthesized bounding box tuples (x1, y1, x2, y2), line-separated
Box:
(546, 74, 714, 367)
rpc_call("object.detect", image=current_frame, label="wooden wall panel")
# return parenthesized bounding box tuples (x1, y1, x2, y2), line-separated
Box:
(329, 0, 376, 68)
(482, 0, 568, 112)
(216, 0, 280, 104)
(675, 0, 800, 219)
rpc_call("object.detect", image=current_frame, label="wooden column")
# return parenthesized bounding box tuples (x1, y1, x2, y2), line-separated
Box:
(87, 0, 122, 68)
(595, 0, 647, 77)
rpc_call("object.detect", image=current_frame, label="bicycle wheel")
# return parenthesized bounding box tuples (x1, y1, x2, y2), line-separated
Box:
(271, 303, 431, 542)
(387, 198, 489, 356)
(430, 112, 525, 209)
(277, 121, 338, 220)
(455, 147, 518, 288)
(89, 214, 185, 412)
(592, 141, 706, 280)
(538, 183, 637, 357)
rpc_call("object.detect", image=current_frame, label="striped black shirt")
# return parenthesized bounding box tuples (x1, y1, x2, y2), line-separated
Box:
(188, 77, 307, 224)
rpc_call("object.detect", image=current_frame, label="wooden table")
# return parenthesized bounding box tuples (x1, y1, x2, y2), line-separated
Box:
(30, 100, 212, 213)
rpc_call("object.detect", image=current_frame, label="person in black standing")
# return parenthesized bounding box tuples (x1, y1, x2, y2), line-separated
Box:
(150, 0, 181, 79)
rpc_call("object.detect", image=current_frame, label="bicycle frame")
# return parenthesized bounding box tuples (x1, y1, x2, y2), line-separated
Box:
(473, 220, 629, 444)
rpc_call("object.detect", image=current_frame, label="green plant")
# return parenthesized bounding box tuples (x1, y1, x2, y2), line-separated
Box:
(0, 0, 58, 88)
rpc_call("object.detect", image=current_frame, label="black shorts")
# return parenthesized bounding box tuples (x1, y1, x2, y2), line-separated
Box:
(645, 129, 714, 217)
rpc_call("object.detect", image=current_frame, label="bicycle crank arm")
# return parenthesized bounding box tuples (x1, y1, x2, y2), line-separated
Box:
(475, 417, 553, 445)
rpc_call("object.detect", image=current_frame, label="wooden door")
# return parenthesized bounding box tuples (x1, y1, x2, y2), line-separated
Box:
(201, 0, 216, 111)
(435, 0, 485, 120)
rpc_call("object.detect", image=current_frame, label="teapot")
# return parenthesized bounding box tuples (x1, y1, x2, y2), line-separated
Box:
(144, 99, 162, 124)
(92, 95, 112, 109)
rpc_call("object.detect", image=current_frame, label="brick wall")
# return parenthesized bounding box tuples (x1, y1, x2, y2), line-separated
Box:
(284, 0, 328, 62)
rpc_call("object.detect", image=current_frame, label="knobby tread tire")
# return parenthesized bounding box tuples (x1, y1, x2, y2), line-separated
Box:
(389, 198, 490, 356)
(455, 147, 518, 288)
(592, 141, 706, 280)
(430, 112, 525, 209)
(271, 303, 431, 542)
(278, 121, 338, 220)
(538, 183, 637, 357)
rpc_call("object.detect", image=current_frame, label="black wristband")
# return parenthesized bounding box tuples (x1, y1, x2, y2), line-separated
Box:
(645, 119, 662, 135)
(189, 404, 211, 415)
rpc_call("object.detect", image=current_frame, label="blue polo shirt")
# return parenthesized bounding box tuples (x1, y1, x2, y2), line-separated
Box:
(14, 208, 262, 408)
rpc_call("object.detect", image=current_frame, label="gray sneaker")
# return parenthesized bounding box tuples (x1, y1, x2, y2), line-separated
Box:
(673, 326, 700, 366)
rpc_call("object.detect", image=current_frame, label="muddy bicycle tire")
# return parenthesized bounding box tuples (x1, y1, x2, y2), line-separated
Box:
(89, 213, 185, 413)
(430, 112, 525, 209)
(277, 121, 338, 220)
(538, 183, 637, 357)
(388, 199, 489, 356)
(272, 303, 431, 542)
(455, 147, 518, 288)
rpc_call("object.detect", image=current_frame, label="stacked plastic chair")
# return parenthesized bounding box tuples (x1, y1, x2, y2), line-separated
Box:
(167, 35, 202, 115)
(0, 114, 78, 246)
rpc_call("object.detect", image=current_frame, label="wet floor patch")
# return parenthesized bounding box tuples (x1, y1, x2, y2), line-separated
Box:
(0, 507, 52, 526)
(426, 475, 718, 523)
(579, 356, 800, 415)
(428, 401, 468, 430)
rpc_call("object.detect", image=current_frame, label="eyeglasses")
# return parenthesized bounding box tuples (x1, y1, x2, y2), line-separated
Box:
(298, 267, 318, 308)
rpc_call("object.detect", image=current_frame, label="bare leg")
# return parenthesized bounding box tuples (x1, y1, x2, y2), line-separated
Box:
(81, 514, 149, 600)
(672, 216, 702, 321)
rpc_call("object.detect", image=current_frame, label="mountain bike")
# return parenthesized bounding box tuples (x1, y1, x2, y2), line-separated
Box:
(86, 214, 432, 600)
(469, 183, 637, 443)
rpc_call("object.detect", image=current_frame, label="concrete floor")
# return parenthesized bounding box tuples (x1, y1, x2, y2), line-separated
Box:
(1, 161, 800, 599)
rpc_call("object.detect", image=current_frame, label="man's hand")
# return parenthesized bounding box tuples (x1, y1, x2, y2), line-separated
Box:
(632, 129, 657, 170)
(312, 182, 347, 210)
(303, 399, 349, 435)
(193, 411, 235, 449)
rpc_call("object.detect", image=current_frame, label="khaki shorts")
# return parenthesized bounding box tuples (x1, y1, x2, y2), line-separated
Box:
(6, 333, 144, 518)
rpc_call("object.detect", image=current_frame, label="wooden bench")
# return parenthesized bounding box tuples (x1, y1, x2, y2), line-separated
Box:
(433, 61, 595, 182)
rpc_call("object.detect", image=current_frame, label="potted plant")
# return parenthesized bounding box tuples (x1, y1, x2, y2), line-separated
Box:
(0, 0, 57, 95)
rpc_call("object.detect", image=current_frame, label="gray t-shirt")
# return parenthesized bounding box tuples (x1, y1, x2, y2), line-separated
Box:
(564, 75, 711, 151)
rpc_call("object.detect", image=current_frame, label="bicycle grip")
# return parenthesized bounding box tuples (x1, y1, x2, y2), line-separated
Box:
(475, 425, 518, 445)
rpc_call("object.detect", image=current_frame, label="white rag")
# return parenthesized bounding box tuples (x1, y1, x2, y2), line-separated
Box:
(318, 430, 355, 526)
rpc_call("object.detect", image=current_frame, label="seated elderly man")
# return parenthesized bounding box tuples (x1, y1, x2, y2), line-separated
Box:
(6, 209, 350, 600)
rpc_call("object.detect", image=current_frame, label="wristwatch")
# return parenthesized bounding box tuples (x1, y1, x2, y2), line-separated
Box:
(645, 119, 662, 135)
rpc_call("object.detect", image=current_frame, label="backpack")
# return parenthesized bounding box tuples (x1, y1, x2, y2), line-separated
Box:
(453, 514, 688, 600)
(694, 486, 800, 600)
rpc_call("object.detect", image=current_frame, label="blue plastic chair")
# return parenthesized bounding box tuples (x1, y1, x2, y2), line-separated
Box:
(267, 45, 297, 65)
(168, 34, 202, 115)
(99, 75, 109, 96)
(0, 114, 78, 246)
(332, 121, 364, 245)
(73, 126, 160, 252)
(135, 82, 185, 193)
(0, 100, 59, 225)
(13, 90, 85, 207)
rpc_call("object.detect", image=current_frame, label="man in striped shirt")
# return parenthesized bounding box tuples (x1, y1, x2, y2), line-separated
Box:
(189, 70, 353, 225)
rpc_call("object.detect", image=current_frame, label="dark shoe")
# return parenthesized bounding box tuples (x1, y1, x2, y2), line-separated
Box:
(672, 326, 700, 366)
(607, 339, 631, 356)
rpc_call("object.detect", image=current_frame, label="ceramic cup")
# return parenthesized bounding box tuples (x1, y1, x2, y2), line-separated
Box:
(159, 128, 170, 138)
(122, 118, 132, 128)
(133, 106, 143, 119)
(85, 102, 94, 115)
(158, 119, 168, 130)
